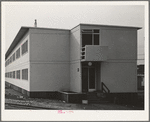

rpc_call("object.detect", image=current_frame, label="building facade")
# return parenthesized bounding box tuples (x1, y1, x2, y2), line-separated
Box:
(5, 24, 141, 102)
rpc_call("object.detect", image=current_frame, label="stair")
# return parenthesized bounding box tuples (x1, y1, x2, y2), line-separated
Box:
(87, 91, 109, 104)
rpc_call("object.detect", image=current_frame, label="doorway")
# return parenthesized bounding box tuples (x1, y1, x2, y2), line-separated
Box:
(82, 66, 96, 92)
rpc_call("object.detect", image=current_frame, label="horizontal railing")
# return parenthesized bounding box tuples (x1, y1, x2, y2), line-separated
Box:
(81, 46, 86, 60)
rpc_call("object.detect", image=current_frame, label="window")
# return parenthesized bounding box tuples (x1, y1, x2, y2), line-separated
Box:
(6, 60, 8, 66)
(10, 72, 12, 78)
(9, 57, 12, 64)
(8, 59, 10, 65)
(22, 40, 28, 55)
(16, 70, 20, 79)
(22, 69, 28, 80)
(82, 29, 100, 47)
(13, 53, 15, 61)
(13, 71, 15, 78)
(16, 48, 20, 59)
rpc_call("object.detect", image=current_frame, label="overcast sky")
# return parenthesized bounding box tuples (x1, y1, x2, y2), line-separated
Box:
(2, 2, 145, 64)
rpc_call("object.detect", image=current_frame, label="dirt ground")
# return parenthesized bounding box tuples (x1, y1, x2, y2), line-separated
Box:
(5, 86, 144, 110)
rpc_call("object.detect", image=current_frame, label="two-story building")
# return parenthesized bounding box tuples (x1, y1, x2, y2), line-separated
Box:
(5, 23, 141, 103)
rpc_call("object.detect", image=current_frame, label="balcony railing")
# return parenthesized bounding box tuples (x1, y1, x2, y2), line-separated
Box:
(81, 45, 108, 61)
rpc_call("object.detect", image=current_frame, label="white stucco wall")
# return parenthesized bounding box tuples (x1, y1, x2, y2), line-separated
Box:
(100, 29, 137, 93)
(30, 29, 70, 62)
(30, 28, 70, 91)
(5, 31, 30, 91)
(70, 26, 82, 92)
(70, 62, 81, 92)
(101, 29, 137, 60)
(30, 63, 70, 91)
(101, 62, 137, 93)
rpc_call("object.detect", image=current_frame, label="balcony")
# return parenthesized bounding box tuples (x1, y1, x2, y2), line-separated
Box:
(81, 45, 108, 61)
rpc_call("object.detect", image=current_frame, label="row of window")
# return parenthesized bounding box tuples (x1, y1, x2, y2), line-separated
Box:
(5, 69, 28, 80)
(5, 40, 28, 67)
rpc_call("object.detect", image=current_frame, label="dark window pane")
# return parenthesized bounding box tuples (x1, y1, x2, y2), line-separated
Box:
(94, 34, 99, 45)
(82, 68, 88, 92)
(94, 30, 99, 33)
(82, 34, 92, 47)
(89, 68, 95, 89)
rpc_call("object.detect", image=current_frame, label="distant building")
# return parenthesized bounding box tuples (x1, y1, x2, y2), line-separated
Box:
(137, 65, 144, 90)
(5, 24, 141, 103)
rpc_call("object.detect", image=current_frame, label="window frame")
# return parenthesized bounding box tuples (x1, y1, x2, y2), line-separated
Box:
(16, 70, 20, 79)
(22, 40, 28, 55)
(22, 69, 28, 80)
(16, 48, 20, 59)
(82, 29, 100, 47)
(13, 71, 15, 78)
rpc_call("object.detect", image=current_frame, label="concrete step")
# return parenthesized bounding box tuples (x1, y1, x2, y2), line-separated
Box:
(86, 92, 109, 104)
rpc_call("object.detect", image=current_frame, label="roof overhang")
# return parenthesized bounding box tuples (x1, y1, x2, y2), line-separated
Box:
(5, 27, 29, 59)
(79, 23, 142, 30)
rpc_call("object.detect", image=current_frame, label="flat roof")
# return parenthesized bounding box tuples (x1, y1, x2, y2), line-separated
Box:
(5, 24, 142, 59)
(71, 23, 142, 30)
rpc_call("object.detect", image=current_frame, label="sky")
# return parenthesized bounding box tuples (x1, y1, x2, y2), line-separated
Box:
(2, 2, 145, 64)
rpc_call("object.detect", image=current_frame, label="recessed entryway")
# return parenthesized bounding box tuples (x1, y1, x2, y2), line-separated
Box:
(82, 62, 96, 92)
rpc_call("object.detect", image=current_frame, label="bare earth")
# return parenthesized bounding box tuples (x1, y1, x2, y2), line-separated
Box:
(5, 86, 144, 110)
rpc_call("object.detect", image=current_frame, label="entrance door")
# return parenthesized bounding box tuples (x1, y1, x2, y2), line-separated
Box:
(82, 67, 96, 92)
(88, 67, 96, 92)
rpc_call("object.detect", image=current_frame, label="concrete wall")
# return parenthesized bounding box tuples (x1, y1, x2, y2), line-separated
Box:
(70, 62, 81, 92)
(100, 29, 137, 93)
(101, 29, 137, 60)
(30, 29, 70, 62)
(101, 62, 137, 93)
(30, 28, 70, 91)
(30, 63, 70, 91)
(70, 26, 82, 92)
(5, 31, 30, 91)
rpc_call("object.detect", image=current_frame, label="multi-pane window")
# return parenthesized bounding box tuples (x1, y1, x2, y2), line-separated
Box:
(16, 70, 20, 79)
(13, 53, 15, 61)
(82, 29, 100, 47)
(13, 71, 15, 78)
(16, 48, 20, 59)
(22, 40, 28, 55)
(22, 69, 28, 80)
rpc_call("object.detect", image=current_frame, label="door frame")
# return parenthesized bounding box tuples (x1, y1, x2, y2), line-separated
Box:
(82, 66, 96, 92)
